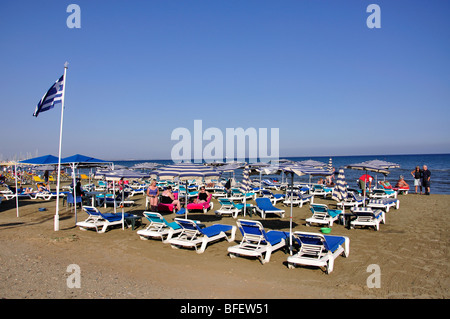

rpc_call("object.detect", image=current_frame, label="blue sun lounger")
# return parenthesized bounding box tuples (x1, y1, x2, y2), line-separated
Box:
(168, 218, 236, 253)
(76, 206, 137, 233)
(137, 212, 182, 242)
(255, 198, 285, 219)
(228, 219, 290, 264)
(350, 207, 385, 231)
(287, 231, 350, 274)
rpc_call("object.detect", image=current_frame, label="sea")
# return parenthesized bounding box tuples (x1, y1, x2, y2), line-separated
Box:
(109, 153, 450, 195)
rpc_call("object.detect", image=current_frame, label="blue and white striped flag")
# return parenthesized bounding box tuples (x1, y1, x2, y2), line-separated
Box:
(33, 74, 64, 117)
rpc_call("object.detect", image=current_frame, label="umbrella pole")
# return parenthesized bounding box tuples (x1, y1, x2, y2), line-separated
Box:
(289, 173, 294, 255)
(14, 163, 19, 218)
(122, 179, 125, 230)
(71, 163, 78, 225)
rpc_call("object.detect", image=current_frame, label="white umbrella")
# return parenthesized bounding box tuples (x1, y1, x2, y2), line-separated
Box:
(104, 169, 149, 230)
(155, 163, 221, 218)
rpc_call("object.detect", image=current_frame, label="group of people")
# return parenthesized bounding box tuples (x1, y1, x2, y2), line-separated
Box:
(145, 180, 210, 212)
(411, 165, 431, 195)
(356, 164, 431, 196)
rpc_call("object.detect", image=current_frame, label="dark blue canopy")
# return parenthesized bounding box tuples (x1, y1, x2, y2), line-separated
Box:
(18, 154, 59, 165)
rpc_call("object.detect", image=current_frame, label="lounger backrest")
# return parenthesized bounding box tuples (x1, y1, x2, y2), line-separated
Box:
(144, 212, 165, 225)
(294, 234, 324, 257)
(82, 206, 101, 216)
(174, 218, 201, 233)
(255, 197, 275, 209)
(310, 204, 329, 218)
(237, 220, 268, 243)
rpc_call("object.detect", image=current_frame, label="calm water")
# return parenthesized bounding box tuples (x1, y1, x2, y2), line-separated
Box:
(111, 154, 450, 195)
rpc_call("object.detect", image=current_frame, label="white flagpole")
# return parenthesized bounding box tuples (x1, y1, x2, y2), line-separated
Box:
(54, 62, 68, 231)
(14, 163, 19, 218)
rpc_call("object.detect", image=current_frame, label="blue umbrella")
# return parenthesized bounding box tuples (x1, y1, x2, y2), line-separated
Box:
(18, 154, 59, 165)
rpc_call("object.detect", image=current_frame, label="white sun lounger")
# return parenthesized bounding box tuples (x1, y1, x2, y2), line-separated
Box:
(287, 231, 350, 274)
(228, 219, 289, 264)
(350, 207, 385, 231)
(137, 212, 182, 242)
(306, 204, 342, 227)
(367, 198, 399, 212)
(168, 218, 236, 254)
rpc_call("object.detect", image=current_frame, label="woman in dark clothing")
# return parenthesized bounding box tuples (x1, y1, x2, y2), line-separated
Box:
(411, 166, 423, 194)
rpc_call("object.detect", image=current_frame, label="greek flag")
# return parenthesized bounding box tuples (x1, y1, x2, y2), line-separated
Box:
(33, 74, 64, 117)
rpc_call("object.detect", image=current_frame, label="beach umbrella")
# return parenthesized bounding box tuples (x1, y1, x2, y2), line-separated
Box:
(345, 161, 392, 205)
(60, 154, 112, 224)
(18, 154, 59, 165)
(130, 162, 160, 171)
(104, 169, 150, 230)
(156, 163, 220, 181)
(297, 159, 327, 168)
(332, 168, 348, 207)
(17, 155, 61, 220)
(240, 164, 250, 216)
(279, 163, 309, 255)
(155, 163, 221, 218)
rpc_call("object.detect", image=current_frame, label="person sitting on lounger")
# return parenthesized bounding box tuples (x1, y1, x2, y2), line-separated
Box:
(194, 186, 210, 204)
(379, 180, 392, 189)
(395, 176, 409, 189)
(18, 186, 33, 194)
(161, 186, 181, 210)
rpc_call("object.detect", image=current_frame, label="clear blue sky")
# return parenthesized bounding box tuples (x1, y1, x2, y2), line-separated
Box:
(1, 0, 449, 161)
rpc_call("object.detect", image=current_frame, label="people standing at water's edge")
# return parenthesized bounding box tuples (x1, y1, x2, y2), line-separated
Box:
(411, 166, 423, 194)
(422, 165, 431, 195)
(146, 180, 159, 211)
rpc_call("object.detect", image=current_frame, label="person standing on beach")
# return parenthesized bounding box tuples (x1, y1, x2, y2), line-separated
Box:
(422, 165, 431, 195)
(411, 166, 423, 194)
(146, 180, 159, 211)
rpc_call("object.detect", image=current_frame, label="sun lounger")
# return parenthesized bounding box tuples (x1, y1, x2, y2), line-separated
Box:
(186, 194, 214, 214)
(255, 198, 285, 219)
(261, 179, 280, 190)
(76, 206, 138, 233)
(306, 204, 342, 227)
(287, 231, 350, 274)
(96, 192, 135, 207)
(350, 207, 385, 231)
(309, 184, 333, 198)
(367, 198, 399, 212)
(336, 191, 364, 209)
(260, 189, 284, 204)
(168, 218, 236, 253)
(214, 198, 240, 218)
(137, 212, 182, 242)
(283, 192, 313, 208)
(370, 188, 397, 199)
(34, 187, 68, 200)
(228, 219, 289, 264)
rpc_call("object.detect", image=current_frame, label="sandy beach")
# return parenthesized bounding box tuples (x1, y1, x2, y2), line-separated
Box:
(0, 185, 449, 300)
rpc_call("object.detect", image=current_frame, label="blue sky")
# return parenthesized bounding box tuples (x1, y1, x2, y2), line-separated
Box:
(1, 0, 449, 161)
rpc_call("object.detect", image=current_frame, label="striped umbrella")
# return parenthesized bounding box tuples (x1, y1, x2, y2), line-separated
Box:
(240, 164, 250, 216)
(328, 157, 333, 172)
(332, 168, 348, 205)
(155, 163, 221, 218)
(156, 163, 220, 181)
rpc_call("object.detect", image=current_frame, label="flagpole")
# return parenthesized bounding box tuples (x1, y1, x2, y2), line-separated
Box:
(54, 62, 68, 231)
